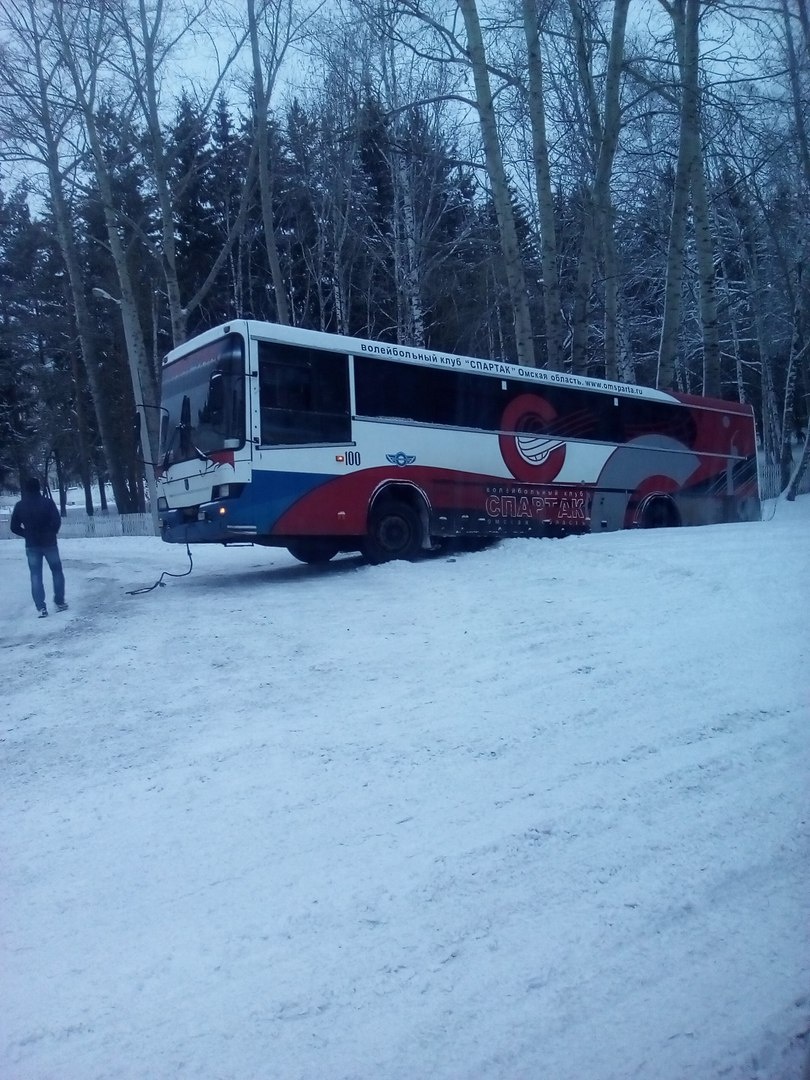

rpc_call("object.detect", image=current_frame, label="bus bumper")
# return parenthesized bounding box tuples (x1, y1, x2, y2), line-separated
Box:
(159, 505, 258, 544)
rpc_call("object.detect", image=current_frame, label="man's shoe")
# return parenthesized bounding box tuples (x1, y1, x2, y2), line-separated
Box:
(56, 602, 68, 612)
(38, 607, 48, 618)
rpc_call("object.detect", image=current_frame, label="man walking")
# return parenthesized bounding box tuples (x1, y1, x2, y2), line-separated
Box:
(10, 477, 68, 618)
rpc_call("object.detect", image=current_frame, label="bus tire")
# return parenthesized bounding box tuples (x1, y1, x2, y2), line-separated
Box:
(363, 500, 423, 563)
(287, 538, 339, 564)
(639, 496, 680, 529)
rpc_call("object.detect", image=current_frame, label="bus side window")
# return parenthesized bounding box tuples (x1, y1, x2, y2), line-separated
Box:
(619, 398, 697, 447)
(258, 342, 350, 445)
(596, 395, 623, 443)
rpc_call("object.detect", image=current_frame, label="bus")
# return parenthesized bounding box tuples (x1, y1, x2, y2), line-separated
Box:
(156, 320, 760, 562)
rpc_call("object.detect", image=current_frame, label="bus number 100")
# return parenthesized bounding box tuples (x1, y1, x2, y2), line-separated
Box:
(345, 451, 361, 466)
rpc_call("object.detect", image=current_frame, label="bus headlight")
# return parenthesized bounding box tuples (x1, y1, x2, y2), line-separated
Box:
(198, 504, 228, 521)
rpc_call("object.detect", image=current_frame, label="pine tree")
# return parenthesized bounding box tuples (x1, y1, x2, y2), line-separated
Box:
(169, 94, 222, 336)
(209, 95, 252, 321)
(0, 183, 41, 487)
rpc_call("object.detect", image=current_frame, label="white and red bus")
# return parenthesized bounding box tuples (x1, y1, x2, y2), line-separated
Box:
(156, 320, 760, 561)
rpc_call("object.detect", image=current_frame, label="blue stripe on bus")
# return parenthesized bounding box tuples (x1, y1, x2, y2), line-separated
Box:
(247, 468, 333, 530)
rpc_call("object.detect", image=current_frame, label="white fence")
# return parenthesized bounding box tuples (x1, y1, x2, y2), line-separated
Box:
(759, 456, 810, 500)
(0, 512, 156, 540)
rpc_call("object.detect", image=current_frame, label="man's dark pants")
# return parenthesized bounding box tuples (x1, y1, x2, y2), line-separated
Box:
(26, 545, 65, 610)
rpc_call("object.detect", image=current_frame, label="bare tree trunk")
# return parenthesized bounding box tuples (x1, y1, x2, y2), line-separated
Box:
(376, 21, 428, 347)
(328, 131, 355, 336)
(782, 0, 810, 189)
(617, 302, 635, 383)
(52, 448, 66, 515)
(108, 0, 258, 347)
(49, 161, 138, 512)
(569, 190, 597, 376)
(522, 0, 563, 370)
(567, 0, 601, 375)
(658, 0, 697, 389)
(65, 339, 95, 516)
(129, 0, 185, 345)
(658, 167, 690, 388)
(248, 0, 291, 326)
(741, 208, 782, 478)
(52, 2, 160, 522)
(11, 0, 140, 511)
(786, 426, 810, 500)
(457, 0, 535, 366)
(717, 250, 747, 403)
(399, 161, 426, 346)
(603, 202, 621, 380)
(780, 258, 809, 489)
(691, 149, 721, 395)
(779, 0, 810, 491)
(761, 347, 783, 475)
(657, 0, 719, 393)
(567, 0, 630, 376)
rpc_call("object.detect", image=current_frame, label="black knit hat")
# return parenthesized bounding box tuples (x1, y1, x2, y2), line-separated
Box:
(24, 477, 40, 494)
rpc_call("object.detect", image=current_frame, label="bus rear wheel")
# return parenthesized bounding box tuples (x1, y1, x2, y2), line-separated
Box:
(287, 538, 339, 564)
(363, 500, 423, 563)
(639, 496, 680, 529)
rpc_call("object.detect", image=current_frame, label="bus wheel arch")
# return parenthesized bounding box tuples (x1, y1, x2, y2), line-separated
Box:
(636, 494, 681, 529)
(363, 484, 429, 563)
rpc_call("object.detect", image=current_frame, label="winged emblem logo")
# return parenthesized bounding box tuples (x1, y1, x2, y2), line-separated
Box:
(386, 451, 416, 467)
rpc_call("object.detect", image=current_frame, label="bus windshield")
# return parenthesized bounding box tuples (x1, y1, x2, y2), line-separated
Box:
(161, 334, 245, 464)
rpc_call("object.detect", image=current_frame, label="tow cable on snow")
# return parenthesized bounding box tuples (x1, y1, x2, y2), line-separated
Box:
(126, 537, 194, 596)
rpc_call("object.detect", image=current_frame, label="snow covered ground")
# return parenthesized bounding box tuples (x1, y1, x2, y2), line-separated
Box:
(2, 499, 809, 1080)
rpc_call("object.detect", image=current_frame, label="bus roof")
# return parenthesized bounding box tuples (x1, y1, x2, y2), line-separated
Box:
(164, 319, 749, 411)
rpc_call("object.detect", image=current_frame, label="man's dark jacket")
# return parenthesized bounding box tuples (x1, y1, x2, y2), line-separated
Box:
(10, 492, 62, 548)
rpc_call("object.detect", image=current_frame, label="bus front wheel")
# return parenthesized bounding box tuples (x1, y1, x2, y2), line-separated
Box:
(363, 500, 423, 563)
(287, 538, 339, 564)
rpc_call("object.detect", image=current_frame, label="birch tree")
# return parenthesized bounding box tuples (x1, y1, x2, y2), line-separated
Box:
(105, 0, 257, 346)
(566, 0, 630, 377)
(300, 13, 384, 334)
(50, 0, 160, 513)
(370, 0, 537, 363)
(247, 0, 325, 327)
(456, 0, 535, 364)
(342, 0, 478, 346)
(780, 0, 810, 496)
(247, 0, 291, 325)
(0, 0, 145, 510)
(521, 0, 563, 370)
(656, 0, 720, 394)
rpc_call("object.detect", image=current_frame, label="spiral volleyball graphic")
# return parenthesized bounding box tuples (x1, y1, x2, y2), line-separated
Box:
(516, 432, 564, 466)
(499, 394, 566, 482)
